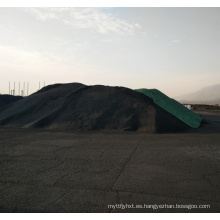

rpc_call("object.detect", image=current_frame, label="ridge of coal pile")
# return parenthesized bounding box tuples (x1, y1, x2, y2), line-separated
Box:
(0, 83, 190, 133)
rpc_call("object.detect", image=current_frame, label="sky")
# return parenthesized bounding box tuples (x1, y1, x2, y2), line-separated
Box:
(0, 6, 220, 97)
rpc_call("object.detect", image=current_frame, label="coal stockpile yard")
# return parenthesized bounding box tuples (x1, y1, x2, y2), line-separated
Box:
(0, 83, 219, 213)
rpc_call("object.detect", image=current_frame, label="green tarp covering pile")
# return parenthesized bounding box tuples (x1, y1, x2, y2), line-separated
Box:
(135, 89, 202, 128)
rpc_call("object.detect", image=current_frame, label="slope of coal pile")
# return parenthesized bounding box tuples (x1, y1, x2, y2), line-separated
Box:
(0, 83, 190, 133)
(0, 95, 23, 109)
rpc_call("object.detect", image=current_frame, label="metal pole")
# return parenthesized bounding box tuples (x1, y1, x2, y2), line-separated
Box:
(9, 82, 10, 95)
(27, 82, 29, 96)
(19, 82, 20, 96)
(23, 82, 25, 96)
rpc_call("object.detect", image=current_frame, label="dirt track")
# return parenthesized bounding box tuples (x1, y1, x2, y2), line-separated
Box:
(0, 110, 220, 213)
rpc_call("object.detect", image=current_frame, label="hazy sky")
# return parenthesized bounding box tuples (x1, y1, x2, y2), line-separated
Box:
(0, 7, 220, 97)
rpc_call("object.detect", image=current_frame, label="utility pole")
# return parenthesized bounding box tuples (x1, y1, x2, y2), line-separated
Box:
(9, 82, 10, 95)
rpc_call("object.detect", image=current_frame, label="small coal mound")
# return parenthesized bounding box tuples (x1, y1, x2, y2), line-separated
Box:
(0, 83, 190, 133)
(0, 95, 23, 109)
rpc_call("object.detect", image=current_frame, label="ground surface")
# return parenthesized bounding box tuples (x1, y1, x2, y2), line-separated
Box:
(0, 110, 220, 213)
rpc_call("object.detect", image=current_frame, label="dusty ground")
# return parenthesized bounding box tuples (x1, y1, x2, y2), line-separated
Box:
(0, 110, 220, 213)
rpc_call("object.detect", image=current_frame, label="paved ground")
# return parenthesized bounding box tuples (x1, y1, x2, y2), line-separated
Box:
(0, 111, 220, 213)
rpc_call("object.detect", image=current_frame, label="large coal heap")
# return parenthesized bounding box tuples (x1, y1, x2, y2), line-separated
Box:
(0, 83, 190, 133)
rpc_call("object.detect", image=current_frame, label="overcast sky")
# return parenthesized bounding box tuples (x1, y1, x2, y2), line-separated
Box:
(0, 7, 220, 96)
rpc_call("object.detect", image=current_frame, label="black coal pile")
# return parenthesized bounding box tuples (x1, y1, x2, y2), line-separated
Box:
(0, 83, 190, 132)
(0, 95, 23, 109)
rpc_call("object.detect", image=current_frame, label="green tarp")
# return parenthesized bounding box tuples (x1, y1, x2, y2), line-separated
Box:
(135, 89, 202, 128)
